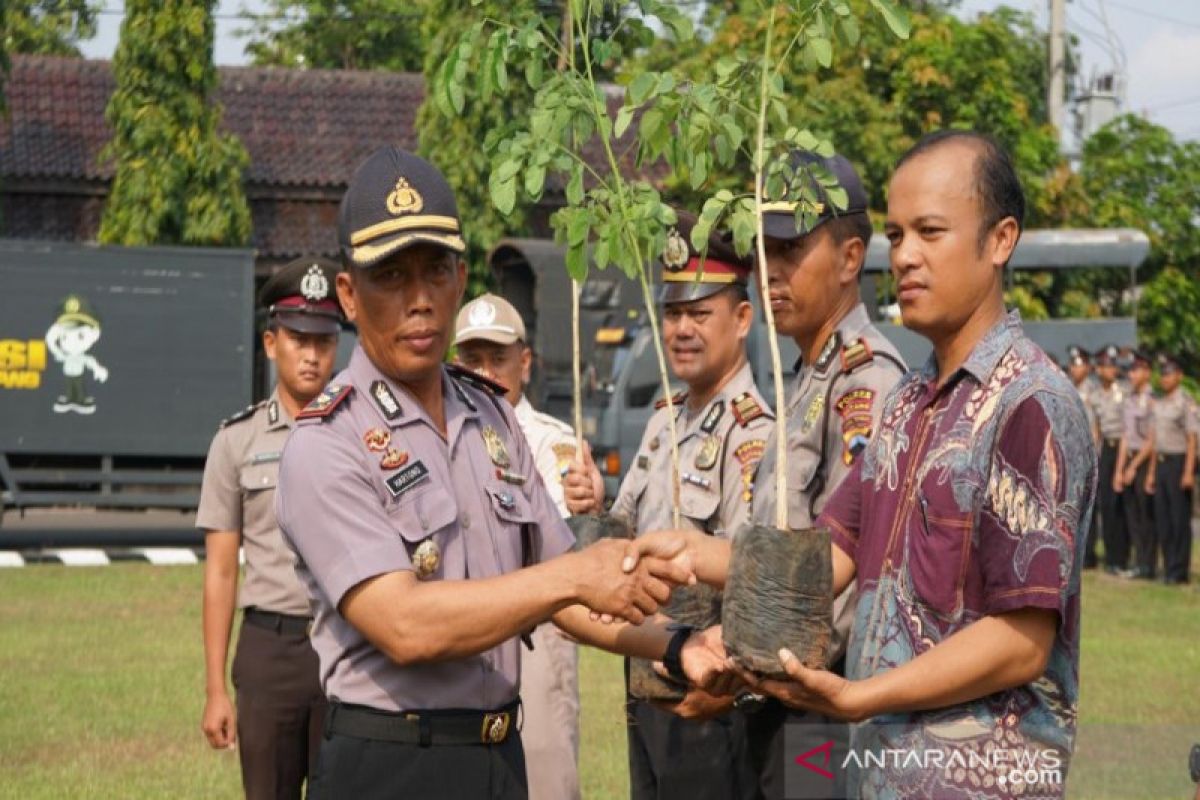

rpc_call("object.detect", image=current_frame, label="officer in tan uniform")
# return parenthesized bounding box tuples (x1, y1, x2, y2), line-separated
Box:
(741, 150, 906, 800)
(1117, 349, 1156, 579)
(274, 146, 704, 800)
(197, 256, 343, 799)
(565, 212, 772, 800)
(1090, 344, 1129, 573)
(1147, 353, 1197, 584)
(454, 293, 581, 800)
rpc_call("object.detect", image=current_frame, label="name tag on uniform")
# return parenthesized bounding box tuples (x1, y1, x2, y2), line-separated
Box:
(386, 460, 430, 498)
(250, 451, 282, 464)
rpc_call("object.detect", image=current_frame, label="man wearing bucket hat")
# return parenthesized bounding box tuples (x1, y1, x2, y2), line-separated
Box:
(454, 293, 583, 800)
(564, 211, 772, 800)
(273, 145, 705, 799)
(197, 256, 344, 799)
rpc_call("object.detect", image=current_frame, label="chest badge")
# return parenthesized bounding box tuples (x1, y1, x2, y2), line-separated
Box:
(695, 435, 720, 471)
(482, 425, 511, 468)
(497, 490, 517, 511)
(412, 538, 440, 579)
(801, 394, 824, 434)
(380, 447, 409, 470)
(363, 428, 391, 453)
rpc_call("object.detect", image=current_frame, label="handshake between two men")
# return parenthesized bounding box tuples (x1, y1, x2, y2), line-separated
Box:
(578, 528, 862, 724)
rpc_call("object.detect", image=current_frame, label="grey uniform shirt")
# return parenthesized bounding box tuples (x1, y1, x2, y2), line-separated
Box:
(750, 303, 906, 663)
(611, 361, 774, 539)
(1153, 388, 1198, 455)
(196, 389, 310, 617)
(1123, 387, 1154, 451)
(1074, 376, 1099, 432)
(1090, 382, 1126, 441)
(276, 346, 575, 712)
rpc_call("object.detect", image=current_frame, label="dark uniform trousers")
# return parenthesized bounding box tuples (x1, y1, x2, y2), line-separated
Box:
(1098, 439, 1129, 570)
(1123, 459, 1156, 576)
(232, 612, 327, 800)
(307, 713, 527, 800)
(743, 700, 848, 800)
(626, 693, 758, 800)
(1154, 453, 1193, 582)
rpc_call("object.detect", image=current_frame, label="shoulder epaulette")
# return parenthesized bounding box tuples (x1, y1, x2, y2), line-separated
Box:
(296, 384, 353, 421)
(840, 337, 875, 374)
(732, 392, 765, 427)
(447, 363, 508, 396)
(654, 391, 688, 411)
(219, 401, 261, 429)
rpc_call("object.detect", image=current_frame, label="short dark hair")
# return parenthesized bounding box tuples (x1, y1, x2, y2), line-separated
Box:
(896, 130, 1025, 250)
(824, 212, 873, 250)
(723, 283, 751, 305)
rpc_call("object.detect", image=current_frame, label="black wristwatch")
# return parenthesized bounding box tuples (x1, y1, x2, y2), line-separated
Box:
(662, 624, 695, 683)
(734, 691, 767, 714)
(1189, 743, 1200, 784)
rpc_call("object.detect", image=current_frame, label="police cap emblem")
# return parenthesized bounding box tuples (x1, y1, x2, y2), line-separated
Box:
(300, 264, 329, 301)
(663, 227, 689, 271)
(386, 176, 424, 216)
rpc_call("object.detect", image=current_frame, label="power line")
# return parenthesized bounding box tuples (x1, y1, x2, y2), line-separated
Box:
(1104, 0, 1200, 31)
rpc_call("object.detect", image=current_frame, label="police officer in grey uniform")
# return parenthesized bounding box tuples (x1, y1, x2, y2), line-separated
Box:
(742, 151, 906, 800)
(197, 256, 343, 799)
(1090, 344, 1129, 574)
(274, 146, 704, 800)
(1067, 345, 1100, 568)
(1147, 354, 1197, 584)
(565, 212, 772, 800)
(1117, 349, 1156, 578)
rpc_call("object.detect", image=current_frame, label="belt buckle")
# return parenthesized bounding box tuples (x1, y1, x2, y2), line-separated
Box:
(480, 712, 510, 744)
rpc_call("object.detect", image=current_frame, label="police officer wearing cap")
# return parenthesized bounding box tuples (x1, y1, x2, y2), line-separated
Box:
(742, 150, 906, 800)
(274, 146, 704, 799)
(454, 293, 583, 800)
(1089, 344, 1130, 574)
(1147, 354, 1197, 584)
(564, 211, 771, 800)
(197, 256, 344, 799)
(1066, 345, 1101, 568)
(1116, 349, 1156, 579)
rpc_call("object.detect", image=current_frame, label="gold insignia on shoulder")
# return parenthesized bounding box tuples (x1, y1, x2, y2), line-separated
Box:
(732, 392, 765, 427)
(482, 425, 510, 468)
(363, 428, 391, 453)
(695, 435, 720, 471)
(412, 538, 440, 579)
(386, 176, 424, 216)
(663, 227, 689, 271)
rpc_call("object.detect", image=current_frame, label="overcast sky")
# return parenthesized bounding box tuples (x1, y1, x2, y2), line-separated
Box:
(78, 0, 1198, 142)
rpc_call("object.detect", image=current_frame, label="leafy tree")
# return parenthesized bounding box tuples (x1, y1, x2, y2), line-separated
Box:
(242, 0, 425, 71)
(1075, 115, 1200, 367)
(3, 0, 97, 57)
(99, 0, 251, 246)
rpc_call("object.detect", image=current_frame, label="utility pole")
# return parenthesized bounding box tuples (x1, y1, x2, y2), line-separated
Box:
(1048, 0, 1067, 134)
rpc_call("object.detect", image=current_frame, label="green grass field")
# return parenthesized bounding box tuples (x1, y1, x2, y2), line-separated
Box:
(0, 564, 1196, 799)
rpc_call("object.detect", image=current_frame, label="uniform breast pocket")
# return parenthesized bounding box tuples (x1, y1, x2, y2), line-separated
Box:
(905, 488, 973, 619)
(239, 462, 278, 522)
(486, 484, 538, 574)
(386, 486, 461, 580)
(680, 481, 720, 529)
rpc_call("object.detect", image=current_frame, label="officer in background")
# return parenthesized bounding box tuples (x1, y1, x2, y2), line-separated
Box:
(454, 293, 582, 800)
(197, 256, 343, 799)
(1090, 344, 1129, 574)
(1066, 345, 1100, 568)
(1116, 349, 1156, 579)
(1147, 354, 1196, 585)
(742, 151, 906, 800)
(274, 146, 702, 800)
(565, 212, 772, 800)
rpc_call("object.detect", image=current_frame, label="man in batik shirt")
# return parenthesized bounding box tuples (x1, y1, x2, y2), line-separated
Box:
(630, 131, 1096, 799)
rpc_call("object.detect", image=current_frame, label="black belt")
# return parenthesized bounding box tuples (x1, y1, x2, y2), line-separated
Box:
(327, 698, 520, 746)
(244, 607, 312, 636)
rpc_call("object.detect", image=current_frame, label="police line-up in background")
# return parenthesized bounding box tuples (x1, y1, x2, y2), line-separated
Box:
(196, 131, 1194, 800)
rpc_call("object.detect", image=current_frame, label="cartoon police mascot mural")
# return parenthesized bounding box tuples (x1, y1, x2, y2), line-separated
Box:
(45, 294, 108, 415)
